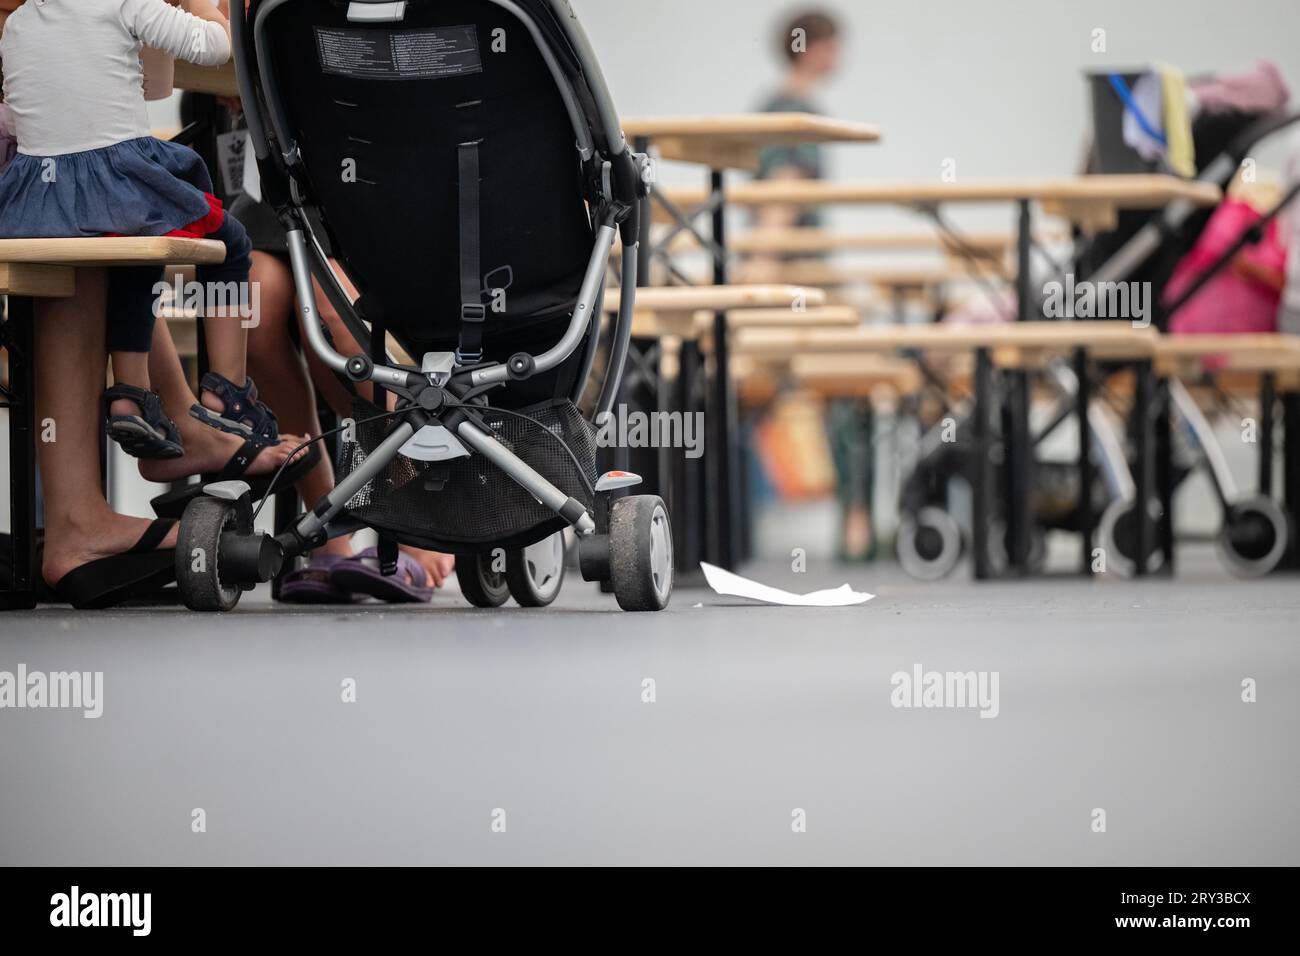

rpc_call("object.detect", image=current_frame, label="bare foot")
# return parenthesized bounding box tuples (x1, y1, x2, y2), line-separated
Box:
(43, 510, 180, 588)
(138, 413, 310, 484)
(399, 546, 455, 589)
(109, 396, 146, 419)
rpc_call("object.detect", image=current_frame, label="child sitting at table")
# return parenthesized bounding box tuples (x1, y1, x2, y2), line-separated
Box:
(0, 0, 280, 459)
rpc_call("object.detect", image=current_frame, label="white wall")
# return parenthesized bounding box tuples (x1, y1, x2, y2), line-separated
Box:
(571, 0, 1300, 231)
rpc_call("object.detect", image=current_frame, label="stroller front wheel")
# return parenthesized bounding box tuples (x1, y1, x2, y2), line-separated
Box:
(609, 495, 673, 611)
(505, 533, 568, 607)
(896, 506, 964, 581)
(455, 552, 510, 608)
(176, 497, 243, 612)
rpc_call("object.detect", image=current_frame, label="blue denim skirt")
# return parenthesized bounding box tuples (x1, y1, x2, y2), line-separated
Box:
(0, 136, 214, 239)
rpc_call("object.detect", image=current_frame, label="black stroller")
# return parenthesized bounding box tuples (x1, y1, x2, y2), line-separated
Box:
(897, 72, 1300, 580)
(174, 0, 672, 611)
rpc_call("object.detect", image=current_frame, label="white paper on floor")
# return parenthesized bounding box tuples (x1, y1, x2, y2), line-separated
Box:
(699, 562, 874, 607)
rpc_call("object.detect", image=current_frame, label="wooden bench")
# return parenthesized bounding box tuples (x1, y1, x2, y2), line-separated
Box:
(601, 284, 826, 337)
(737, 320, 1159, 580)
(0, 236, 227, 610)
(1154, 333, 1300, 386)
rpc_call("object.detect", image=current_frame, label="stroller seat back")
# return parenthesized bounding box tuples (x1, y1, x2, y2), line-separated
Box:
(248, 0, 611, 375)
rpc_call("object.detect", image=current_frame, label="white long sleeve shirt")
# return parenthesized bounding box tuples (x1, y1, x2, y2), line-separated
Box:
(0, 0, 231, 156)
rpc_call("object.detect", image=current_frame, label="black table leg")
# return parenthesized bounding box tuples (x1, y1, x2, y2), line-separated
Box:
(1284, 390, 1300, 568)
(1074, 348, 1093, 576)
(1133, 360, 1154, 578)
(675, 340, 705, 576)
(1, 294, 38, 610)
(1155, 377, 1176, 576)
(972, 347, 995, 580)
(707, 167, 736, 569)
(1259, 372, 1276, 497)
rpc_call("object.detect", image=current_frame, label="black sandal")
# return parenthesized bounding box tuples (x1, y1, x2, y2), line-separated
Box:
(49, 519, 178, 610)
(150, 437, 322, 520)
(189, 372, 280, 446)
(105, 385, 185, 460)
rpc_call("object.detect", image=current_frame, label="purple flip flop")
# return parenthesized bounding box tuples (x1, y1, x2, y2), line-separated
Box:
(328, 548, 435, 604)
(278, 553, 359, 604)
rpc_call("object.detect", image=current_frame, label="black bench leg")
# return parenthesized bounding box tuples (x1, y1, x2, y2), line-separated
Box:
(1259, 372, 1276, 497)
(1133, 360, 1154, 578)
(1155, 378, 1176, 576)
(2, 295, 38, 610)
(1074, 348, 1093, 576)
(1284, 390, 1300, 569)
(972, 347, 994, 581)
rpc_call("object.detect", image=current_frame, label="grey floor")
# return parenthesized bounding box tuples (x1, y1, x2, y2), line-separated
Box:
(1, 543, 1297, 866)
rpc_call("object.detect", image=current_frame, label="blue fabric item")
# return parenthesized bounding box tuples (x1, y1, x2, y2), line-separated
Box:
(0, 136, 214, 239)
(1107, 74, 1167, 147)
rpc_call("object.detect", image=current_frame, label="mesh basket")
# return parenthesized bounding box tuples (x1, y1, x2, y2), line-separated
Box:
(338, 398, 596, 550)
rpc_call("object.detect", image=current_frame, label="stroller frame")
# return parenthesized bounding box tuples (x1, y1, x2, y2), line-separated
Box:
(174, 0, 673, 612)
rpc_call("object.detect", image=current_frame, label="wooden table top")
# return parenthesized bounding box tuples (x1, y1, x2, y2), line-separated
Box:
(736, 321, 1159, 360)
(624, 113, 880, 170)
(727, 227, 1067, 256)
(655, 176, 1221, 229)
(167, 66, 882, 173)
(0, 237, 226, 297)
(173, 58, 239, 97)
(0, 237, 227, 266)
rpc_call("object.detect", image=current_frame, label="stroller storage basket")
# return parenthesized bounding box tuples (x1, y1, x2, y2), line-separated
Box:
(338, 399, 597, 552)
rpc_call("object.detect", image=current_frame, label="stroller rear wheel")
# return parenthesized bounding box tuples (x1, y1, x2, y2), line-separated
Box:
(505, 533, 567, 607)
(1218, 495, 1289, 578)
(1098, 496, 1165, 577)
(176, 497, 243, 612)
(455, 553, 510, 608)
(897, 506, 964, 581)
(609, 495, 673, 611)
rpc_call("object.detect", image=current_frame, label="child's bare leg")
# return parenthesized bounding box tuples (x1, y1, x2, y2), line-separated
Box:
(107, 350, 151, 416)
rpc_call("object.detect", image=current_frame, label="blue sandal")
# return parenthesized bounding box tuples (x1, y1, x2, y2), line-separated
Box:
(189, 372, 280, 447)
(105, 384, 184, 460)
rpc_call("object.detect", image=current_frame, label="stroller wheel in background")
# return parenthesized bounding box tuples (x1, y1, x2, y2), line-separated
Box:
(456, 553, 510, 608)
(1218, 495, 1289, 578)
(505, 533, 567, 607)
(177, 497, 243, 612)
(609, 495, 673, 612)
(1097, 496, 1165, 577)
(897, 506, 964, 581)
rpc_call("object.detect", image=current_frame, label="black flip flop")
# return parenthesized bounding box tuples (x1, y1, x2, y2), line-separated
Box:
(150, 438, 322, 520)
(49, 519, 178, 610)
(104, 384, 185, 460)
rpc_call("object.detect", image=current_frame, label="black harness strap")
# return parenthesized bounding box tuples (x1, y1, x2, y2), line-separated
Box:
(456, 140, 486, 363)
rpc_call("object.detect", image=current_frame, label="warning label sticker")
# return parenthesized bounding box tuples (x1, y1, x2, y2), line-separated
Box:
(315, 25, 483, 80)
